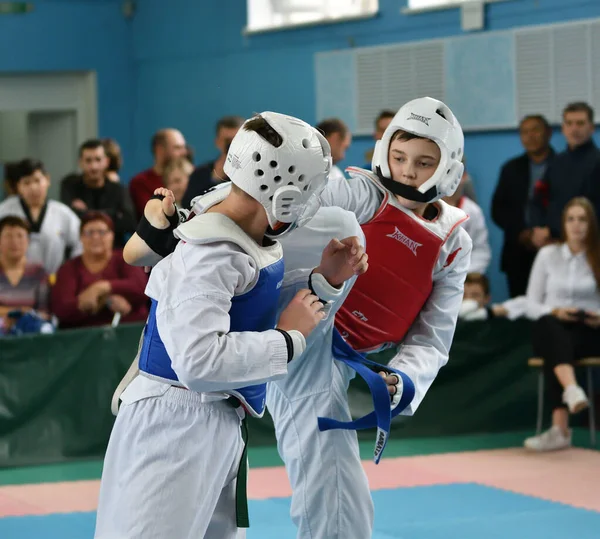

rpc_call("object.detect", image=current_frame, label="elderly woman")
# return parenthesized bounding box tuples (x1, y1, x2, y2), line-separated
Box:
(51, 211, 148, 329)
(524, 197, 600, 451)
(0, 216, 50, 332)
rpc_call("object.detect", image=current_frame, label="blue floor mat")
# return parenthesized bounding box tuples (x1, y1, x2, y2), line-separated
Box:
(1, 483, 598, 539)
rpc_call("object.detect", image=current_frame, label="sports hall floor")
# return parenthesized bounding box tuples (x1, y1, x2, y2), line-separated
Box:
(0, 430, 598, 538)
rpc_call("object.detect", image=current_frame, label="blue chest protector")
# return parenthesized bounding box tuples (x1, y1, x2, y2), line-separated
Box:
(317, 328, 416, 464)
(138, 257, 284, 418)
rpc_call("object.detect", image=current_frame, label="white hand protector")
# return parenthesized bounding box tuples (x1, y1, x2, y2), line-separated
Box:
(390, 374, 403, 410)
(372, 97, 465, 203)
(378, 367, 403, 410)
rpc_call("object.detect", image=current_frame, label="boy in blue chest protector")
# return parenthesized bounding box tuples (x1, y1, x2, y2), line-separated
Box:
(94, 112, 368, 539)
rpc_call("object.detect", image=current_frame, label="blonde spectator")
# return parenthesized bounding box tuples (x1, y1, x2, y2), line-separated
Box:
(163, 157, 193, 207)
(103, 138, 123, 183)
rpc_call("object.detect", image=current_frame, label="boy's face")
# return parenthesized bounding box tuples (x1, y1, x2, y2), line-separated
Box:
(17, 170, 50, 208)
(387, 136, 440, 210)
(463, 283, 489, 308)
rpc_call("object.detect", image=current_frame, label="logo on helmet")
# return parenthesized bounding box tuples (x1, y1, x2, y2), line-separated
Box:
(407, 113, 431, 127)
(226, 153, 242, 169)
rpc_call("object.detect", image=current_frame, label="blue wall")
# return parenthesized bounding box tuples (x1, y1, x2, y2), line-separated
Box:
(0, 0, 135, 178)
(130, 0, 600, 300)
(2, 0, 600, 299)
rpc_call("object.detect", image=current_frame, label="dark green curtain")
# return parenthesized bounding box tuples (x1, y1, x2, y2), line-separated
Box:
(0, 319, 543, 468)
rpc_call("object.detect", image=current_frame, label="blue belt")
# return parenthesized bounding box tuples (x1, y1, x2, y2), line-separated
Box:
(317, 328, 415, 464)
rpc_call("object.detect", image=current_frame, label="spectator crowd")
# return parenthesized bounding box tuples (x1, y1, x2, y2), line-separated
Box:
(1, 101, 599, 453)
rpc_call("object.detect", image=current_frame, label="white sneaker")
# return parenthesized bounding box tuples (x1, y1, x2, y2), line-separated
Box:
(524, 426, 572, 452)
(562, 384, 589, 414)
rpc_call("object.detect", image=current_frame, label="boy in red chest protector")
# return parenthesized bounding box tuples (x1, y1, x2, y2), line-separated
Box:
(327, 97, 471, 353)
(265, 97, 473, 539)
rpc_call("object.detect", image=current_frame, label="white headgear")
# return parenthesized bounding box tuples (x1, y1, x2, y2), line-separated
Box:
(372, 97, 464, 203)
(223, 111, 332, 238)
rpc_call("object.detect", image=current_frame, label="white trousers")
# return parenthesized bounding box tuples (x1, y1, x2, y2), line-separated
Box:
(266, 328, 374, 539)
(95, 377, 246, 539)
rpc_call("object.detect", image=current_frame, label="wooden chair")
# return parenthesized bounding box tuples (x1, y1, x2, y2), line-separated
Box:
(528, 357, 600, 446)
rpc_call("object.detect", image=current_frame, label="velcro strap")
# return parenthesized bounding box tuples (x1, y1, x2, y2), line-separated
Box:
(136, 214, 178, 258)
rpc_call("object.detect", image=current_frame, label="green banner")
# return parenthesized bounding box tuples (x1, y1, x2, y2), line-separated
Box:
(0, 319, 542, 468)
(0, 3, 32, 15)
(0, 324, 139, 467)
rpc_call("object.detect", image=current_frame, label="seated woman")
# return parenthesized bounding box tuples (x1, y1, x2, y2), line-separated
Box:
(51, 211, 149, 329)
(524, 197, 600, 452)
(0, 158, 82, 274)
(0, 216, 50, 332)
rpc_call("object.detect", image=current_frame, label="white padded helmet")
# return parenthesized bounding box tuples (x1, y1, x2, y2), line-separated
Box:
(224, 111, 332, 238)
(371, 97, 464, 203)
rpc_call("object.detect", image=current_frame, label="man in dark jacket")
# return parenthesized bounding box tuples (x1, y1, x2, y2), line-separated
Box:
(181, 116, 244, 208)
(530, 102, 600, 238)
(492, 115, 554, 297)
(61, 140, 136, 248)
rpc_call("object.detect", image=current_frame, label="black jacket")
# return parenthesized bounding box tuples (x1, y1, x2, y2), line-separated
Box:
(530, 139, 600, 237)
(60, 174, 137, 247)
(492, 149, 555, 271)
(181, 161, 229, 209)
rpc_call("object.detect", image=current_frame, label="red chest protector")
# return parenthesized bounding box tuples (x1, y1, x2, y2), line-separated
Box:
(334, 191, 467, 352)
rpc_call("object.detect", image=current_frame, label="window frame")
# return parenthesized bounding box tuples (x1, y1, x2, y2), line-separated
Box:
(402, 0, 512, 16)
(243, 0, 379, 36)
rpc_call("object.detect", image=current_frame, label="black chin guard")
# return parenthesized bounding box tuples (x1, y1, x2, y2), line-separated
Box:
(375, 166, 438, 203)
